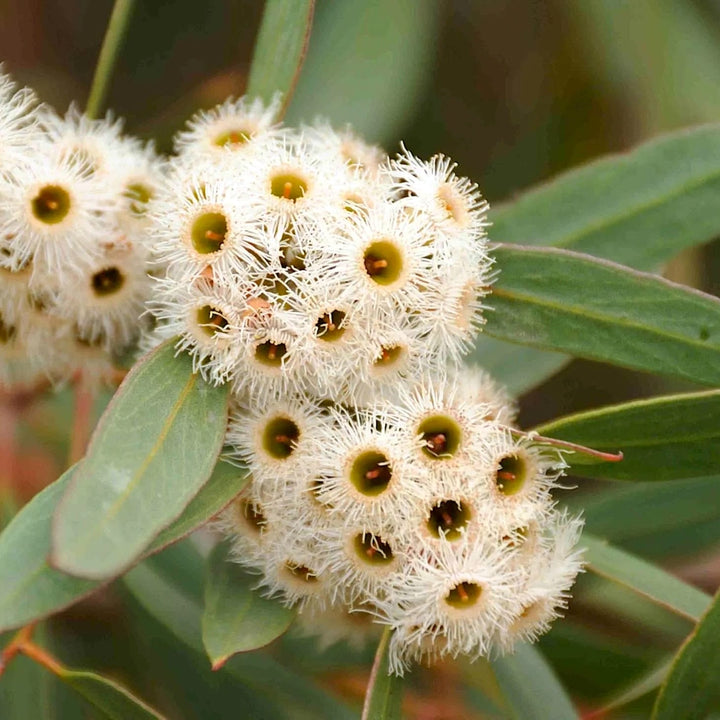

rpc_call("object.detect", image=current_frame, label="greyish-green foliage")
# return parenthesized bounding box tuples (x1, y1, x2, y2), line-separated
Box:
(1, 1, 720, 719)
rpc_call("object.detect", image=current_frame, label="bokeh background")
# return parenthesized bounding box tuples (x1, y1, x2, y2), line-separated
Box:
(1, 1, 719, 717)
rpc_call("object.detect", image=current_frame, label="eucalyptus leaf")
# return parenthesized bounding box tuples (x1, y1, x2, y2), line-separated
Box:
(149, 459, 250, 554)
(485, 245, 720, 386)
(570, 476, 720, 559)
(0, 458, 245, 633)
(653, 589, 720, 719)
(534, 390, 720, 480)
(491, 125, 720, 271)
(598, 657, 672, 717)
(288, 0, 439, 144)
(202, 543, 295, 669)
(53, 668, 165, 720)
(490, 642, 578, 720)
(124, 558, 354, 720)
(361, 628, 404, 720)
(583, 534, 711, 622)
(246, 0, 315, 114)
(52, 340, 229, 580)
(0, 467, 97, 633)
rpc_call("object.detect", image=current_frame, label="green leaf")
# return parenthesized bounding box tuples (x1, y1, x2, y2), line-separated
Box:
(149, 459, 250, 554)
(653, 589, 720, 719)
(0, 467, 97, 633)
(583, 534, 711, 622)
(0, 457, 244, 633)
(535, 390, 720, 480)
(246, 0, 315, 114)
(123, 557, 354, 720)
(598, 657, 672, 718)
(490, 642, 578, 720)
(491, 125, 720, 271)
(485, 245, 720, 386)
(202, 543, 295, 669)
(52, 340, 229, 580)
(572, 476, 720, 559)
(53, 668, 165, 720)
(361, 628, 404, 720)
(568, 3, 720, 131)
(287, 0, 439, 144)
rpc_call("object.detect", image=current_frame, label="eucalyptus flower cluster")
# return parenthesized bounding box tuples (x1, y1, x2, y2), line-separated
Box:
(145, 96, 585, 673)
(0, 68, 161, 387)
(145, 95, 492, 401)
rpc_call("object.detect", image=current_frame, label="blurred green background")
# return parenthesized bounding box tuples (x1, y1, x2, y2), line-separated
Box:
(2, 1, 720, 717)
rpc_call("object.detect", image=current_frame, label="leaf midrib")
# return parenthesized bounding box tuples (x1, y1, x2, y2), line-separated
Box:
(490, 285, 720, 356)
(65, 370, 198, 559)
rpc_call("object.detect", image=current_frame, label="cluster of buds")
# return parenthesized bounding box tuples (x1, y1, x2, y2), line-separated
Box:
(146, 97, 584, 673)
(0, 68, 161, 388)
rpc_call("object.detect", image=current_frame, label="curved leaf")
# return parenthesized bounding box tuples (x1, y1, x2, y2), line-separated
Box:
(591, 657, 672, 719)
(490, 642, 578, 720)
(653, 589, 720, 719)
(535, 390, 720, 480)
(124, 558, 354, 720)
(53, 668, 165, 720)
(361, 628, 404, 720)
(149, 459, 250, 554)
(0, 458, 244, 633)
(52, 340, 229, 580)
(485, 245, 720, 386)
(0, 467, 97, 633)
(202, 543, 295, 669)
(583, 534, 711, 622)
(491, 125, 720, 271)
(246, 0, 315, 114)
(287, 0, 439, 143)
(571, 476, 720, 559)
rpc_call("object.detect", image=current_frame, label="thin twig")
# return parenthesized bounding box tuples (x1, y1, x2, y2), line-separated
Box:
(0, 624, 36, 678)
(0, 396, 18, 494)
(68, 375, 96, 467)
(18, 640, 65, 676)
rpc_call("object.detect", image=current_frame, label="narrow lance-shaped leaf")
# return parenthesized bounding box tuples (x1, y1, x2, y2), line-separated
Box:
(202, 542, 295, 670)
(287, 0, 439, 143)
(0, 458, 247, 633)
(491, 124, 720, 271)
(51, 667, 166, 720)
(535, 390, 720, 481)
(52, 340, 229, 580)
(589, 657, 672, 719)
(653, 588, 720, 720)
(22, 639, 165, 720)
(568, 476, 720, 560)
(246, 0, 315, 114)
(485, 245, 720, 387)
(582, 534, 711, 622)
(361, 628, 404, 720)
(490, 642, 578, 720)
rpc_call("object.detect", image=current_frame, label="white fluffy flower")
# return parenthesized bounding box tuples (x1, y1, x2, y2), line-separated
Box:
(174, 95, 282, 159)
(0, 151, 116, 275)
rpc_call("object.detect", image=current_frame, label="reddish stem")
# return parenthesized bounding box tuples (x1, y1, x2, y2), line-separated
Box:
(68, 375, 96, 467)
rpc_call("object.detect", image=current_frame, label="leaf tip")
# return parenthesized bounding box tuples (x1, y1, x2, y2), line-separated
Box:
(210, 656, 229, 672)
